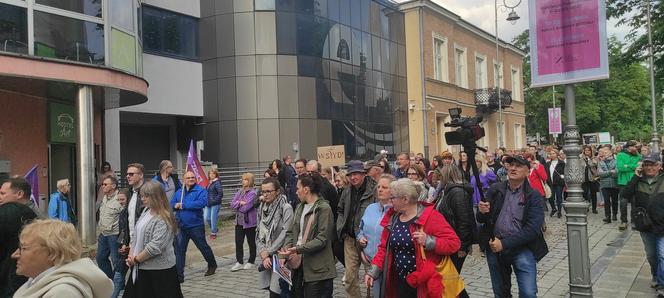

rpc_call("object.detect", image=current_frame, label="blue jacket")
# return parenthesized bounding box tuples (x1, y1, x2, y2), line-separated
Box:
(48, 192, 75, 224)
(357, 202, 390, 261)
(170, 184, 207, 229)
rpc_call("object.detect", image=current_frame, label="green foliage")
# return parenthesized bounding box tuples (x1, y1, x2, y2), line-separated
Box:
(515, 31, 653, 143)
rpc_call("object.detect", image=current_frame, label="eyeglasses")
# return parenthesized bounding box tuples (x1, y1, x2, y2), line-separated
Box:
(16, 243, 41, 255)
(407, 172, 418, 176)
(262, 189, 277, 194)
(185, 177, 197, 180)
(126, 172, 137, 177)
(102, 183, 113, 186)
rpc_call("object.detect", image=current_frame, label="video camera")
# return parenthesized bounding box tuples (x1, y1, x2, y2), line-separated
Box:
(443, 108, 485, 147)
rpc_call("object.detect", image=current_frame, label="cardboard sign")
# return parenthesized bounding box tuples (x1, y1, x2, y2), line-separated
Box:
(317, 145, 346, 168)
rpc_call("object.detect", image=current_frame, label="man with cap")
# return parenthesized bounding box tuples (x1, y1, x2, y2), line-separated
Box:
(622, 153, 664, 289)
(365, 160, 383, 182)
(477, 155, 548, 298)
(337, 160, 377, 298)
(617, 140, 642, 230)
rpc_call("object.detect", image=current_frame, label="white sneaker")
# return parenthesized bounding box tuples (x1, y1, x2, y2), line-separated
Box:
(243, 262, 254, 270)
(230, 262, 243, 272)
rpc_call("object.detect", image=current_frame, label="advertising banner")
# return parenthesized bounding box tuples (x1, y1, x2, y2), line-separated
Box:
(548, 108, 562, 134)
(529, 0, 609, 87)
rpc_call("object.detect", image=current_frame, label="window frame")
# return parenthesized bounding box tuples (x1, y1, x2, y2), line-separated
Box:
(453, 44, 467, 89)
(141, 4, 200, 62)
(514, 123, 523, 149)
(474, 52, 487, 89)
(511, 65, 521, 102)
(493, 60, 504, 88)
(432, 33, 448, 82)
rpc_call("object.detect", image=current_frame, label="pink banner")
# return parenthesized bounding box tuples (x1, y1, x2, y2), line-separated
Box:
(548, 108, 562, 134)
(535, 0, 601, 75)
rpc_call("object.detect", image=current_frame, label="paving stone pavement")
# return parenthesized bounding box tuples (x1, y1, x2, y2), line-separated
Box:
(179, 208, 657, 297)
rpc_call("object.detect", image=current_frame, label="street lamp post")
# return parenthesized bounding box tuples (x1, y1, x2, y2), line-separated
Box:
(646, 0, 660, 154)
(495, 0, 521, 149)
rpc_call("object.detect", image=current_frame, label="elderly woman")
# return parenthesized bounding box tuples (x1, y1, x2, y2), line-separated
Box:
(279, 173, 336, 297)
(256, 177, 294, 298)
(205, 169, 224, 240)
(405, 164, 433, 202)
(47, 179, 76, 225)
(230, 173, 258, 271)
(11, 219, 112, 297)
(357, 174, 396, 298)
(124, 181, 182, 297)
(365, 179, 461, 298)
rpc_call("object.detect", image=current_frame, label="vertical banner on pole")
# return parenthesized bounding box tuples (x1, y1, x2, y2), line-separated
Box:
(529, 0, 609, 87)
(548, 108, 562, 135)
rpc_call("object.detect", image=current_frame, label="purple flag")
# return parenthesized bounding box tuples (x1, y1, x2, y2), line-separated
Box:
(24, 165, 40, 207)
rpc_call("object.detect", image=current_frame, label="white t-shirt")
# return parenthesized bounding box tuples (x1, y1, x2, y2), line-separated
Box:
(549, 160, 559, 181)
(297, 203, 315, 245)
(128, 190, 138, 242)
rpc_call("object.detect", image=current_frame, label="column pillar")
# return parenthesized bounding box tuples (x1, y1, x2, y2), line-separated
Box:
(76, 85, 96, 245)
(563, 84, 593, 296)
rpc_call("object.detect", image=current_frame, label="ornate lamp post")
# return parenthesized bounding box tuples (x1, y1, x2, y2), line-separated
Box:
(495, 0, 521, 148)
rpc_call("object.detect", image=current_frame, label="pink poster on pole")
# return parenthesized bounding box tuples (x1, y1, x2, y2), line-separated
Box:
(529, 0, 609, 87)
(548, 108, 562, 134)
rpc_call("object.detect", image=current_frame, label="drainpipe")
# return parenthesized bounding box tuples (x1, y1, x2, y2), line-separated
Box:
(419, 7, 429, 156)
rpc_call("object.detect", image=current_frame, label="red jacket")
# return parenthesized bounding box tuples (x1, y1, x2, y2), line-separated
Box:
(369, 204, 460, 298)
(528, 163, 548, 197)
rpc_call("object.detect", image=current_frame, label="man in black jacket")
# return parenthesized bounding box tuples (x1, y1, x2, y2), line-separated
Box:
(477, 155, 548, 298)
(124, 163, 145, 255)
(622, 153, 664, 289)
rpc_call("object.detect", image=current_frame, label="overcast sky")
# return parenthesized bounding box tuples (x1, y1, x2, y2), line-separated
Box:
(395, 0, 632, 45)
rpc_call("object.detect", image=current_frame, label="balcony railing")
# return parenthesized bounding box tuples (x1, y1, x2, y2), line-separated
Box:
(474, 87, 513, 114)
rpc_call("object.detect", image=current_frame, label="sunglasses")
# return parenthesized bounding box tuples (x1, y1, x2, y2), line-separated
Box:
(126, 172, 138, 177)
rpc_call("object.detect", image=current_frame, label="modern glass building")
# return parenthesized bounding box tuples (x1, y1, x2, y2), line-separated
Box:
(201, 0, 409, 167)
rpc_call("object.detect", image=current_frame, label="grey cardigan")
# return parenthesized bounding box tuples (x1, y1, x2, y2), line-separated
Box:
(131, 214, 176, 270)
(597, 158, 618, 189)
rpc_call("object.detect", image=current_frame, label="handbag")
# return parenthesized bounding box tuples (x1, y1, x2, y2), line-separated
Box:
(541, 179, 552, 199)
(286, 207, 316, 269)
(634, 178, 664, 231)
(416, 244, 465, 297)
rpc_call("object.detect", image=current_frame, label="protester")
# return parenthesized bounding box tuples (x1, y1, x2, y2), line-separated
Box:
(523, 152, 548, 199)
(125, 163, 146, 251)
(477, 155, 548, 298)
(545, 148, 566, 218)
(294, 159, 307, 177)
(322, 167, 335, 186)
(11, 219, 112, 297)
(365, 178, 461, 298)
(47, 178, 76, 225)
(458, 152, 472, 182)
(597, 146, 619, 223)
(470, 155, 497, 207)
(334, 170, 349, 197)
(487, 153, 502, 174)
(617, 140, 641, 230)
(337, 160, 377, 298)
(393, 153, 410, 179)
(622, 153, 664, 289)
(405, 164, 432, 202)
(97, 161, 116, 202)
(124, 181, 183, 297)
(378, 159, 392, 176)
(307, 160, 344, 267)
(0, 177, 44, 218)
(172, 171, 218, 281)
(205, 169, 224, 240)
(279, 173, 336, 297)
(256, 177, 294, 298)
(96, 176, 123, 280)
(366, 160, 384, 182)
(0, 202, 37, 297)
(230, 173, 258, 272)
(581, 146, 600, 214)
(152, 160, 181, 200)
(112, 188, 130, 298)
(434, 165, 475, 297)
(357, 174, 395, 298)
(529, 144, 547, 165)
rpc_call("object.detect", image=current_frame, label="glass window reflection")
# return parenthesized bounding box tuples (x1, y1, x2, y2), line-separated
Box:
(0, 3, 28, 54)
(256, 0, 275, 10)
(142, 6, 199, 60)
(33, 11, 105, 64)
(36, 0, 102, 18)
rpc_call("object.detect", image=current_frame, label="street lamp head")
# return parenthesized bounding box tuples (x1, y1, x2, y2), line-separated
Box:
(506, 10, 520, 24)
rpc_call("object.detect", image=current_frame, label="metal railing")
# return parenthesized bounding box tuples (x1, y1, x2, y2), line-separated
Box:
(474, 87, 513, 114)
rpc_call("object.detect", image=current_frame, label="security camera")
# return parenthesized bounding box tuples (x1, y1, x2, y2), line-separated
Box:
(408, 104, 416, 111)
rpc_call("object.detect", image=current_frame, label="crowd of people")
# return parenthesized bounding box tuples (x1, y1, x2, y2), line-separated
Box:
(2, 138, 664, 297)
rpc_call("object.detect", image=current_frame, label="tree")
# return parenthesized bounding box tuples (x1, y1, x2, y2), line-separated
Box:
(515, 31, 652, 143)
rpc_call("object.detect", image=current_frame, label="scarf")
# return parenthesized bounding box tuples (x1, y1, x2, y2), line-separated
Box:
(257, 194, 287, 248)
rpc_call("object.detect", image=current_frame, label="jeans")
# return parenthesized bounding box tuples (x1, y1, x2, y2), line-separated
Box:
(549, 185, 564, 213)
(601, 188, 619, 219)
(204, 205, 221, 235)
(486, 249, 538, 298)
(96, 234, 120, 279)
(111, 267, 127, 298)
(641, 232, 658, 281)
(656, 235, 664, 286)
(175, 225, 218, 281)
(235, 225, 257, 264)
(619, 186, 630, 223)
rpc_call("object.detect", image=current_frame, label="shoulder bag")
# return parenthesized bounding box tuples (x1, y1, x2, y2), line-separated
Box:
(286, 207, 316, 269)
(634, 178, 664, 232)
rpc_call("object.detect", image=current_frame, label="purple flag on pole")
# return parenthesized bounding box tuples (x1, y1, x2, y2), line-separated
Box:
(24, 165, 40, 207)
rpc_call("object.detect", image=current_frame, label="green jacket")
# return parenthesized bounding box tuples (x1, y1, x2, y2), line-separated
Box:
(616, 151, 641, 186)
(283, 196, 337, 282)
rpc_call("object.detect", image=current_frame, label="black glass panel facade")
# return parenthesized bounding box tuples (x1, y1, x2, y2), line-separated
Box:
(277, 0, 407, 160)
(142, 5, 199, 61)
(0, 3, 28, 54)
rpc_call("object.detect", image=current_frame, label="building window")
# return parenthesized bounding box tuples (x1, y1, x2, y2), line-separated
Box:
(514, 123, 523, 149)
(255, 0, 275, 10)
(433, 35, 448, 82)
(33, 10, 105, 65)
(111, 0, 134, 30)
(454, 46, 467, 88)
(142, 5, 199, 61)
(511, 66, 521, 101)
(35, 0, 103, 18)
(475, 54, 487, 89)
(493, 61, 503, 88)
(496, 121, 505, 148)
(0, 3, 28, 54)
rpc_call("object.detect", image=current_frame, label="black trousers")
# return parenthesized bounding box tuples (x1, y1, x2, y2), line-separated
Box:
(601, 187, 619, 219)
(619, 185, 630, 223)
(291, 267, 333, 298)
(235, 225, 256, 264)
(582, 182, 598, 211)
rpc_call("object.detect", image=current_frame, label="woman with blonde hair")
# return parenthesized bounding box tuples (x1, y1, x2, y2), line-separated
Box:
(469, 154, 497, 206)
(123, 181, 182, 297)
(11, 219, 112, 297)
(334, 170, 350, 197)
(230, 173, 258, 271)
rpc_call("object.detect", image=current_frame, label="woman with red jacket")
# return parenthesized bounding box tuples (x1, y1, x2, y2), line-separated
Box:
(364, 178, 460, 298)
(524, 152, 548, 198)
